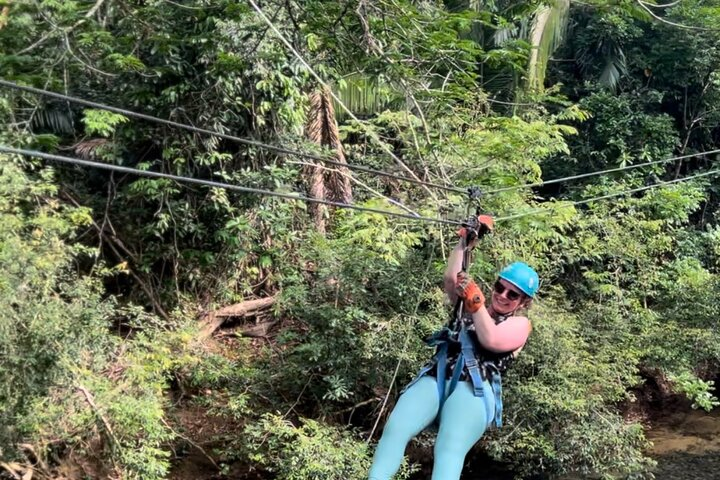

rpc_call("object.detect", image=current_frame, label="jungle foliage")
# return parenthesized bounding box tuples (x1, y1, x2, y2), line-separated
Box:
(1, 0, 720, 478)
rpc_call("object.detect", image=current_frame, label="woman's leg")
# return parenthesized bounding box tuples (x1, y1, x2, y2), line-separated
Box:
(431, 380, 495, 480)
(368, 376, 441, 480)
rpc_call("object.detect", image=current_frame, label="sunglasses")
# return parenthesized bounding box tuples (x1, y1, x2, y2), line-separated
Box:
(493, 280, 522, 301)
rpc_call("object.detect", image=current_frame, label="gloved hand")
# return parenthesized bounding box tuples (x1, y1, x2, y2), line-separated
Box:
(455, 271, 485, 313)
(457, 214, 494, 247)
(477, 214, 494, 233)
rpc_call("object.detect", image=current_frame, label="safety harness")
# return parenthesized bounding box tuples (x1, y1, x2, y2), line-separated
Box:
(406, 322, 506, 429)
(404, 199, 508, 429)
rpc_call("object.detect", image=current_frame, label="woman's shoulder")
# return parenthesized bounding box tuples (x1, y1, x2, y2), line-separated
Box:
(506, 315, 531, 330)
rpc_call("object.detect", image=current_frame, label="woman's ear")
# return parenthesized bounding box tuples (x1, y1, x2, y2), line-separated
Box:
(521, 297, 533, 309)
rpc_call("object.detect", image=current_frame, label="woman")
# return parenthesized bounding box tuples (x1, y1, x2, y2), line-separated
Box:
(368, 219, 539, 480)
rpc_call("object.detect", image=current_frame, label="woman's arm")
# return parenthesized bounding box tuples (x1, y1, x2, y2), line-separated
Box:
(444, 216, 494, 302)
(470, 308, 531, 352)
(443, 241, 465, 302)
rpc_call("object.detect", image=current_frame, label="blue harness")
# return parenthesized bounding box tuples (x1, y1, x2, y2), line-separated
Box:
(405, 323, 504, 429)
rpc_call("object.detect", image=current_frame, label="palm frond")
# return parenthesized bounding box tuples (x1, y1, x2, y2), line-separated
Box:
(483, 71, 516, 93)
(333, 73, 402, 121)
(305, 87, 353, 232)
(31, 107, 74, 134)
(578, 36, 627, 90)
(445, 0, 496, 43)
(598, 48, 627, 90)
(74, 138, 110, 160)
(493, 25, 519, 46)
(526, 0, 570, 91)
(318, 87, 352, 204)
(305, 90, 328, 234)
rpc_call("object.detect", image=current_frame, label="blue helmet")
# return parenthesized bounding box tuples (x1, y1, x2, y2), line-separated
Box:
(499, 262, 540, 298)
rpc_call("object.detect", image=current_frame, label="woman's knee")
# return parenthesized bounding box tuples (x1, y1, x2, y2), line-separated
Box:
(379, 414, 414, 444)
(434, 426, 483, 457)
(431, 432, 476, 480)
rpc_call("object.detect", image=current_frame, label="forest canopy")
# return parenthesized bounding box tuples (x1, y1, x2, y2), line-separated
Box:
(1, 0, 720, 478)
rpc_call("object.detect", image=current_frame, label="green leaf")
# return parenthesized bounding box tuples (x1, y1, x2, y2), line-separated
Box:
(81, 109, 129, 137)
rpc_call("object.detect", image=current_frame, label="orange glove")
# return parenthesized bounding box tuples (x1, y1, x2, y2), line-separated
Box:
(457, 215, 494, 247)
(477, 214, 494, 232)
(455, 271, 485, 313)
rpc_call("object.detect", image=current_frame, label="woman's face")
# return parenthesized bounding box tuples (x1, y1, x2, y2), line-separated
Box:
(491, 278, 527, 314)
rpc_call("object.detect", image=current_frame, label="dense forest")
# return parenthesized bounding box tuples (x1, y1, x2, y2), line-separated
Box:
(1, 0, 720, 478)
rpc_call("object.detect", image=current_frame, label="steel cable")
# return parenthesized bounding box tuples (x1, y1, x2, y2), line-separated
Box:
(4, 145, 717, 228)
(0, 145, 463, 226)
(495, 168, 720, 222)
(484, 149, 720, 195)
(0, 79, 466, 195)
(4, 79, 718, 201)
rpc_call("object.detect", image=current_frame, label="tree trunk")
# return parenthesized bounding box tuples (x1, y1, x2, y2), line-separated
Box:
(305, 87, 353, 233)
(306, 90, 329, 233)
(317, 87, 353, 204)
(526, 0, 569, 93)
(0, 5, 11, 30)
(527, 6, 551, 92)
(305, 159, 327, 234)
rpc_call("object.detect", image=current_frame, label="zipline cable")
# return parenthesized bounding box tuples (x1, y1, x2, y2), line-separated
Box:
(2, 146, 717, 227)
(0, 146, 463, 226)
(0, 82, 420, 216)
(3, 79, 718, 201)
(246, 0, 447, 201)
(484, 148, 720, 195)
(0, 79, 466, 195)
(495, 168, 720, 222)
(246, 0, 720, 200)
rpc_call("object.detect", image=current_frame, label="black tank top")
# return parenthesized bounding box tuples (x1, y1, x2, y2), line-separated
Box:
(437, 315, 516, 380)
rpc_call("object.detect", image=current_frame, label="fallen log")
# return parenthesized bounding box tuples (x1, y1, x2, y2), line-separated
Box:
(216, 319, 280, 338)
(199, 295, 277, 340)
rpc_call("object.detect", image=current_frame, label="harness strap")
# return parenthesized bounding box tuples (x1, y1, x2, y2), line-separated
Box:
(487, 364, 503, 428)
(436, 342, 448, 408)
(459, 327, 484, 396)
(401, 328, 450, 396)
(444, 351, 464, 415)
(403, 325, 504, 429)
(459, 326, 500, 428)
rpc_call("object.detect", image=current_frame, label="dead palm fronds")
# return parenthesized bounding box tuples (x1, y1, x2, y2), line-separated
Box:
(305, 87, 353, 233)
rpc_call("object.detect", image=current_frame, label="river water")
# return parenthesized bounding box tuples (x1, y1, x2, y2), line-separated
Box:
(453, 404, 720, 480)
(645, 405, 720, 479)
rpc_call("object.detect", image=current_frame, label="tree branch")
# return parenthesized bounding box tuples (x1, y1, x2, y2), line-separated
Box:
(77, 385, 119, 447)
(84, 0, 107, 19)
(160, 418, 220, 471)
(642, 0, 681, 8)
(62, 192, 170, 320)
(637, 0, 715, 30)
(216, 319, 280, 338)
(17, 0, 107, 55)
(64, 33, 118, 77)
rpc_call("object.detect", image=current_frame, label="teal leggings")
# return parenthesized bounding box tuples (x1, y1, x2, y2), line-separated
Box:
(368, 376, 495, 480)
